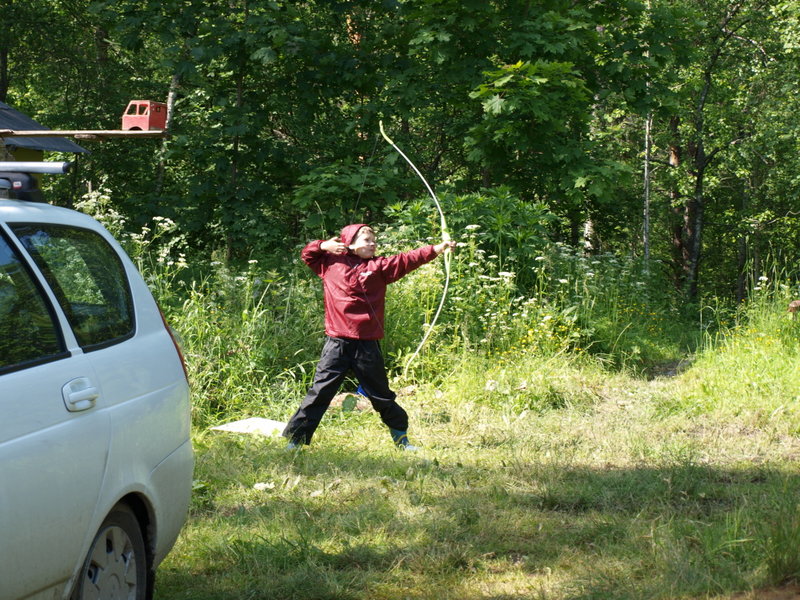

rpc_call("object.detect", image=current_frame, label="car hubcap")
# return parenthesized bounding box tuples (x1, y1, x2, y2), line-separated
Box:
(81, 525, 138, 599)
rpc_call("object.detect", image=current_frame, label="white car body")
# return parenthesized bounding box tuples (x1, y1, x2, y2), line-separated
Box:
(0, 195, 192, 599)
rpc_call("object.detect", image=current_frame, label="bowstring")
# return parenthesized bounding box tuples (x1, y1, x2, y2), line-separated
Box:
(353, 133, 380, 216)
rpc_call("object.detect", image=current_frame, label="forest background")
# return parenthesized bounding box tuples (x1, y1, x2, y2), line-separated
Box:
(5, 0, 800, 304)
(4, 1, 800, 597)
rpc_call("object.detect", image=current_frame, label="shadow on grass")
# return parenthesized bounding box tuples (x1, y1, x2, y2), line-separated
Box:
(156, 436, 800, 600)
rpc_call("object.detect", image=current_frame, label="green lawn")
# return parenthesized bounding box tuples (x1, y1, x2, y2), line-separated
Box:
(154, 359, 800, 600)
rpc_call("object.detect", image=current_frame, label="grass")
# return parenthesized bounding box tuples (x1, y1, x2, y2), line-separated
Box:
(122, 224, 800, 598)
(154, 344, 800, 599)
(73, 185, 800, 598)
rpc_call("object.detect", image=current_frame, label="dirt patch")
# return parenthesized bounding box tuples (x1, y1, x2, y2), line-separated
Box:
(329, 385, 418, 411)
(329, 392, 371, 411)
(647, 357, 694, 379)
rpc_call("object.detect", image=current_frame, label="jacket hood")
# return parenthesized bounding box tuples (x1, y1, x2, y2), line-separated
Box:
(340, 223, 369, 247)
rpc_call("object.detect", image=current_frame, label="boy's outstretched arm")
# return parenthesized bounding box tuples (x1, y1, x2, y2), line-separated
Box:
(380, 239, 456, 284)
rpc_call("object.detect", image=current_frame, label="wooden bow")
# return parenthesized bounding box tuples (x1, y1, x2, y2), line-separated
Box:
(379, 120, 451, 379)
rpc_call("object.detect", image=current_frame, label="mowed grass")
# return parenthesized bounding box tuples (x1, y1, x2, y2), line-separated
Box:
(154, 347, 800, 600)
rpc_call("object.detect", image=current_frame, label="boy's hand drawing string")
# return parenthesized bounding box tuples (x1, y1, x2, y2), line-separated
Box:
(378, 120, 451, 379)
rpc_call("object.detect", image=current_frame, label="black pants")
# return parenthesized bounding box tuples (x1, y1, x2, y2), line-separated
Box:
(282, 337, 408, 444)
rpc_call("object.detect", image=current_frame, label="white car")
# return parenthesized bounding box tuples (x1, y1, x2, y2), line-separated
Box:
(0, 162, 193, 600)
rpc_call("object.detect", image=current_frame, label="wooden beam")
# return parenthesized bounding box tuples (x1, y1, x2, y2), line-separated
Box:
(0, 129, 167, 139)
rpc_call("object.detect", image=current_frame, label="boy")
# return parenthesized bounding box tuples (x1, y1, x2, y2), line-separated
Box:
(282, 223, 455, 450)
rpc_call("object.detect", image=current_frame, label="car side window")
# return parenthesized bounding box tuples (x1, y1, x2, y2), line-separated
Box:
(11, 224, 135, 351)
(0, 233, 65, 372)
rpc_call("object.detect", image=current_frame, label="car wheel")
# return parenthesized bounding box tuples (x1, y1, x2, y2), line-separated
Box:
(71, 504, 148, 600)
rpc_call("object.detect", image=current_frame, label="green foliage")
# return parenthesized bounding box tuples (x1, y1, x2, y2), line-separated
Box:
(8, 0, 800, 303)
(386, 186, 555, 278)
(466, 59, 594, 204)
(447, 187, 555, 274)
(166, 259, 329, 429)
(468, 59, 590, 147)
(291, 160, 400, 235)
(538, 245, 698, 373)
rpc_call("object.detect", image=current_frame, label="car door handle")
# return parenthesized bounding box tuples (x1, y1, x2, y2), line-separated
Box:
(62, 378, 99, 412)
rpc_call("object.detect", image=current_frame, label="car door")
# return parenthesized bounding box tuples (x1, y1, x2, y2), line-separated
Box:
(0, 227, 110, 600)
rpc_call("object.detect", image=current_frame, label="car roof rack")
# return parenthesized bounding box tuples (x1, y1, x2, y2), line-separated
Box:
(0, 161, 72, 174)
(0, 161, 72, 202)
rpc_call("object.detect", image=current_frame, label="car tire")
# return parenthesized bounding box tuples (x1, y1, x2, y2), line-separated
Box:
(70, 504, 148, 600)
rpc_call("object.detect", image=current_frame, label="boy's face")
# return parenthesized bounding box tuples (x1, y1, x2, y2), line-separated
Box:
(350, 228, 376, 259)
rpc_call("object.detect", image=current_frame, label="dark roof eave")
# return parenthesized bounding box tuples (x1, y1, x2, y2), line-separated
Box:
(0, 102, 90, 154)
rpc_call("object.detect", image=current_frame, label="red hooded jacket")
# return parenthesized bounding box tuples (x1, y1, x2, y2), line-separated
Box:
(301, 223, 439, 340)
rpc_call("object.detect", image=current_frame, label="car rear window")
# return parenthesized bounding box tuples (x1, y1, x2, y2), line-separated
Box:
(0, 232, 66, 372)
(11, 224, 135, 351)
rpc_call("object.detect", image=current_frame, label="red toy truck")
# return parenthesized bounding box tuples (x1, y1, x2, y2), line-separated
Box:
(121, 100, 168, 131)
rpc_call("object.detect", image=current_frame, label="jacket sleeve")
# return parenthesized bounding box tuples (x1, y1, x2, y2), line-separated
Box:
(301, 240, 327, 277)
(379, 245, 439, 284)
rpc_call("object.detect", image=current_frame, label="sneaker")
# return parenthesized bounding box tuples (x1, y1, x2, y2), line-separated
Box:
(389, 428, 418, 451)
(285, 440, 302, 451)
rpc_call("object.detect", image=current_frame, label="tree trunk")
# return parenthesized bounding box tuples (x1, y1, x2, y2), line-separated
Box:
(678, 3, 745, 300)
(0, 3, 8, 105)
(685, 172, 704, 300)
(667, 116, 688, 291)
(643, 112, 652, 266)
(582, 217, 598, 254)
(481, 167, 492, 188)
(684, 64, 716, 302)
(569, 212, 581, 247)
(226, 73, 244, 263)
(155, 73, 181, 195)
(94, 27, 110, 64)
(0, 46, 7, 103)
(736, 233, 747, 303)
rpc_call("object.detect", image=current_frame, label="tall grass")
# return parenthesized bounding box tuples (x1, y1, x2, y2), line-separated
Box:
(166, 261, 326, 427)
(139, 225, 701, 425)
(657, 270, 800, 434)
